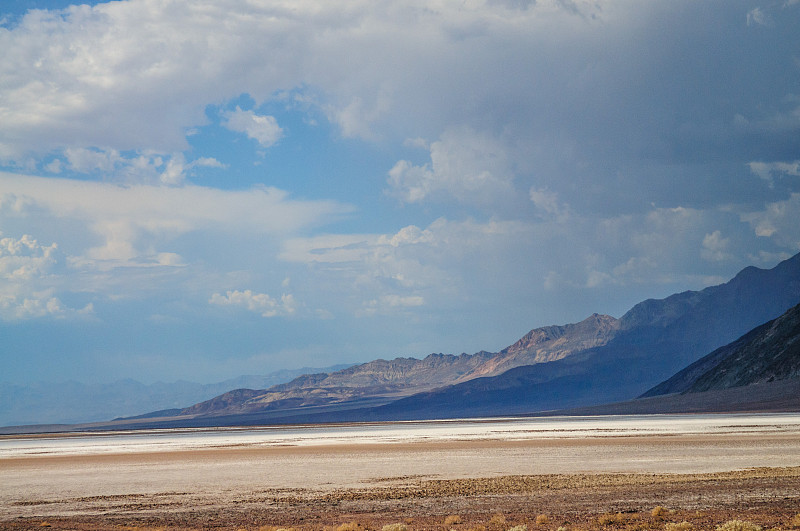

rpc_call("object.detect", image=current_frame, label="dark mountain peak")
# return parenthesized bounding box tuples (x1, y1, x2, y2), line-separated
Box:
(619, 253, 800, 333)
(732, 265, 762, 281)
(619, 290, 700, 330)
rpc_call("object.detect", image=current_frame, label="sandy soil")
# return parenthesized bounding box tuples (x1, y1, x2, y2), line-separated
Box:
(2, 434, 800, 530)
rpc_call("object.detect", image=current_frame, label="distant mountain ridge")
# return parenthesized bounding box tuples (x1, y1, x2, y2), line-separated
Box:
(173, 252, 800, 422)
(182, 313, 620, 417)
(458, 313, 619, 381)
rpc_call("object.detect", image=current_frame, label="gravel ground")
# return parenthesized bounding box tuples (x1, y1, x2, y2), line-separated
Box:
(3, 467, 800, 530)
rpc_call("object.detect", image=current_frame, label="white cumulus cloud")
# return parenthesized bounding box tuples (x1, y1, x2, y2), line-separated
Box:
(0, 233, 93, 320)
(0, 233, 58, 280)
(223, 107, 283, 148)
(209, 289, 296, 317)
(742, 193, 800, 246)
(0, 291, 93, 320)
(387, 127, 514, 205)
(701, 230, 731, 262)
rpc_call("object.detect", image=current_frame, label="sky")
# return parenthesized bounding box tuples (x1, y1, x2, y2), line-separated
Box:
(1, 0, 799, 385)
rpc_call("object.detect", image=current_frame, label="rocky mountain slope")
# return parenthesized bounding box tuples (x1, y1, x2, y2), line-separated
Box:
(457, 313, 619, 381)
(643, 301, 800, 397)
(182, 313, 620, 416)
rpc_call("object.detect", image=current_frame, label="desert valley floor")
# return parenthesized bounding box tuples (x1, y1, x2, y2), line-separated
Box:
(2, 414, 800, 530)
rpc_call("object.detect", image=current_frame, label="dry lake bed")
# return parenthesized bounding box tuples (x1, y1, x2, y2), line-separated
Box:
(2, 414, 800, 530)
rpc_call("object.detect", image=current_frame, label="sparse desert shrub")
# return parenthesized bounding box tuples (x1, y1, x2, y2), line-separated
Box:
(556, 527, 568, 531)
(487, 514, 507, 528)
(652, 506, 668, 519)
(467, 526, 487, 531)
(337, 523, 365, 531)
(665, 522, 695, 531)
(598, 512, 627, 526)
(790, 514, 800, 528)
(381, 524, 409, 531)
(445, 515, 464, 526)
(507, 526, 528, 531)
(716, 521, 762, 531)
(536, 514, 550, 526)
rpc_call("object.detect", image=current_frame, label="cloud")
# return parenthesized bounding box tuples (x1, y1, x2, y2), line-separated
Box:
(742, 193, 800, 246)
(1, 0, 797, 203)
(0, 291, 94, 320)
(0, 172, 350, 268)
(359, 294, 425, 316)
(387, 127, 514, 205)
(326, 93, 392, 140)
(0, 2, 603, 159)
(0, 170, 351, 320)
(280, 217, 557, 317)
(280, 234, 381, 264)
(747, 7, 773, 26)
(223, 107, 283, 148)
(748, 160, 800, 184)
(209, 289, 296, 317)
(64, 147, 122, 173)
(58, 148, 223, 185)
(529, 187, 570, 221)
(701, 230, 731, 262)
(158, 153, 225, 186)
(0, 233, 93, 320)
(280, 222, 461, 316)
(0, 233, 58, 281)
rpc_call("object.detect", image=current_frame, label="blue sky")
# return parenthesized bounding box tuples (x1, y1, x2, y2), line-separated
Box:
(1, 0, 799, 385)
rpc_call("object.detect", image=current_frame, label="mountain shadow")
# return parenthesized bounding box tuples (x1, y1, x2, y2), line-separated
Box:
(643, 301, 800, 397)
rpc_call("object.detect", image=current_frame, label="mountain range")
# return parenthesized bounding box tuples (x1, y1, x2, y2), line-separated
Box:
(115, 251, 800, 428)
(4, 252, 800, 432)
(565, 299, 800, 416)
(181, 312, 620, 418)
